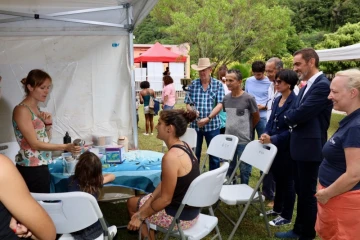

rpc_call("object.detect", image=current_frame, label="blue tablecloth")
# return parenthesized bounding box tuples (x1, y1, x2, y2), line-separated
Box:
(49, 150, 163, 193)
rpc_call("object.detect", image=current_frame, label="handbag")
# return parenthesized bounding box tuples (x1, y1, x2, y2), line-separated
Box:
(149, 96, 155, 109)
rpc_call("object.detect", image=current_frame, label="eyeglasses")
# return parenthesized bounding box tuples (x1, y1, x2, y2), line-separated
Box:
(275, 80, 283, 85)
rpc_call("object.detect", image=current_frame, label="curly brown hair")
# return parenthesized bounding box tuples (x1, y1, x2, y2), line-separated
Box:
(163, 75, 174, 86)
(160, 109, 196, 137)
(71, 152, 104, 196)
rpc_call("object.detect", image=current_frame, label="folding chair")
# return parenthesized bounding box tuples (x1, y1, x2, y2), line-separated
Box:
(162, 128, 197, 153)
(144, 162, 230, 240)
(217, 140, 277, 240)
(32, 192, 117, 240)
(200, 134, 238, 174)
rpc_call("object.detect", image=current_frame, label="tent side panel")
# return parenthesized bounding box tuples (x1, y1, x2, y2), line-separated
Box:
(0, 36, 133, 145)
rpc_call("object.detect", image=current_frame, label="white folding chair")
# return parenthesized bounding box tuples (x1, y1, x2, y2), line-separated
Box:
(162, 128, 197, 153)
(218, 140, 277, 240)
(32, 192, 117, 240)
(145, 162, 230, 240)
(200, 134, 238, 174)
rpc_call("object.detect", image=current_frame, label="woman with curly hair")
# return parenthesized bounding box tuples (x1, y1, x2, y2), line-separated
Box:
(127, 109, 199, 240)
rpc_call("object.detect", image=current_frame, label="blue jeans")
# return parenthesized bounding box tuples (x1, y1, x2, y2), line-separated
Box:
(254, 117, 275, 200)
(226, 144, 252, 184)
(195, 128, 220, 170)
(163, 105, 174, 110)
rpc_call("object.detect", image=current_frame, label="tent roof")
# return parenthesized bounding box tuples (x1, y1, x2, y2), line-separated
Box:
(134, 42, 187, 63)
(316, 43, 360, 62)
(0, 0, 158, 36)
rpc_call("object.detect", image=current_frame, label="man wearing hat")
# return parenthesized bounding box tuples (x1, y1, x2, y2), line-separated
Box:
(184, 58, 225, 170)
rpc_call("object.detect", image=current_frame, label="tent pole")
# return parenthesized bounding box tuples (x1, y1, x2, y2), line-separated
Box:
(127, 5, 138, 149)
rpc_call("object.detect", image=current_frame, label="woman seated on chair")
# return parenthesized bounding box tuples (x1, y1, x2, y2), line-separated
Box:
(127, 109, 199, 239)
(0, 154, 56, 240)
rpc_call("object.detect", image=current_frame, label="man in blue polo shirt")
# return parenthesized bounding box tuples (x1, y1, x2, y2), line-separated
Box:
(185, 58, 225, 170)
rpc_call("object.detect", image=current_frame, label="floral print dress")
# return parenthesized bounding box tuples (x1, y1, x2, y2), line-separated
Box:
(12, 104, 51, 166)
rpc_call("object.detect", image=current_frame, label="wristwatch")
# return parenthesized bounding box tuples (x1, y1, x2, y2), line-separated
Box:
(207, 116, 212, 120)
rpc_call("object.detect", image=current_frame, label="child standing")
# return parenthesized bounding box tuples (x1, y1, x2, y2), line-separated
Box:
(68, 152, 115, 239)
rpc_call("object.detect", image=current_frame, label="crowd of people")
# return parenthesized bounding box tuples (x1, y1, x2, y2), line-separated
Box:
(1, 46, 360, 240)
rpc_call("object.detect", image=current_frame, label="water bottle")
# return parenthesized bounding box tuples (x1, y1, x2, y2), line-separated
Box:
(63, 132, 71, 152)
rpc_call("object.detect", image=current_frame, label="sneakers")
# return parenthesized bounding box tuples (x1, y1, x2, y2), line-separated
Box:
(274, 230, 299, 239)
(143, 133, 149, 136)
(259, 209, 281, 217)
(269, 216, 291, 226)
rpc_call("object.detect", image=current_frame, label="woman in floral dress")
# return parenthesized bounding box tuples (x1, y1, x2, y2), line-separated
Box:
(12, 69, 80, 193)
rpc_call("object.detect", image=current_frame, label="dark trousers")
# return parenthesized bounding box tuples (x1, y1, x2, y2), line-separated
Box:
(16, 164, 51, 193)
(195, 128, 220, 170)
(272, 162, 295, 220)
(293, 161, 320, 240)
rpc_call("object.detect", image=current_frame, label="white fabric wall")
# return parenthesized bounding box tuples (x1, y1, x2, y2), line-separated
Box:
(169, 62, 184, 91)
(0, 36, 133, 144)
(147, 62, 163, 91)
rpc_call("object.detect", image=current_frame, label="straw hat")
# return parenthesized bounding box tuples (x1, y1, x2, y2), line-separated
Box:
(191, 58, 216, 71)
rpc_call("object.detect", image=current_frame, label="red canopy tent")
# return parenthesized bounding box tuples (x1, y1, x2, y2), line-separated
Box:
(134, 42, 187, 63)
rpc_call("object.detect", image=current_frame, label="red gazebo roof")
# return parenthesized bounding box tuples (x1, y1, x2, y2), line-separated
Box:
(134, 42, 187, 63)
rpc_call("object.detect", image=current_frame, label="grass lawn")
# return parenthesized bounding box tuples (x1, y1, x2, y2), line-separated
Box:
(99, 104, 345, 240)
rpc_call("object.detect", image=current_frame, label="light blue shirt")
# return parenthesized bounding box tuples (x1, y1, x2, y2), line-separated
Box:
(245, 76, 271, 118)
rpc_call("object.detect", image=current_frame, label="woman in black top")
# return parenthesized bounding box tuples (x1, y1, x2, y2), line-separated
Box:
(0, 154, 55, 239)
(127, 109, 199, 239)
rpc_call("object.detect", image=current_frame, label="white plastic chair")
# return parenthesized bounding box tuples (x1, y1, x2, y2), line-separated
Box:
(31, 192, 117, 240)
(145, 162, 230, 240)
(0, 141, 19, 164)
(218, 140, 277, 240)
(200, 134, 239, 174)
(162, 128, 197, 153)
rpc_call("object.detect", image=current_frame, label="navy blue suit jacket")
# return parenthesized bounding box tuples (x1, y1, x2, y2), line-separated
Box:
(265, 91, 296, 167)
(284, 73, 333, 162)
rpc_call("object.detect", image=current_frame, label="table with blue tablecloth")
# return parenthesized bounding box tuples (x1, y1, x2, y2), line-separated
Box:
(49, 150, 164, 193)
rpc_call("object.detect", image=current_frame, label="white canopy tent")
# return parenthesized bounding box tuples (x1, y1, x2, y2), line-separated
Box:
(316, 43, 360, 62)
(0, 0, 158, 149)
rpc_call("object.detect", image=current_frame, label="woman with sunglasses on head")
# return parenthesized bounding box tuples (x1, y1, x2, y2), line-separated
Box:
(259, 69, 298, 227)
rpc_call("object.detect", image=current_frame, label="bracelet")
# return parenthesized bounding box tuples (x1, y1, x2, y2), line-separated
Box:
(45, 123, 52, 126)
(137, 212, 145, 222)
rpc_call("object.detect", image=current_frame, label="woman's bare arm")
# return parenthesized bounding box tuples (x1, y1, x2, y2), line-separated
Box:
(0, 155, 56, 240)
(103, 173, 115, 184)
(13, 106, 80, 153)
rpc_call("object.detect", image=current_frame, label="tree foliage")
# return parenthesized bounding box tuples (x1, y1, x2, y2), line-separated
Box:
(150, 0, 292, 65)
(282, 0, 360, 32)
(315, 22, 360, 73)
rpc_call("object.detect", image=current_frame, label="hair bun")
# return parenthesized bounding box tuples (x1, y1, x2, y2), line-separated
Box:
(20, 78, 27, 85)
(183, 110, 197, 123)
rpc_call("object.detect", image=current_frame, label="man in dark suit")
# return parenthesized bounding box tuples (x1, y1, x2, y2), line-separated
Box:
(275, 48, 333, 240)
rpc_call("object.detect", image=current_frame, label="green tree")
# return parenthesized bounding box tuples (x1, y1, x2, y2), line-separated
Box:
(133, 15, 171, 44)
(282, 0, 360, 32)
(151, 0, 292, 66)
(315, 22, 360, 74)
